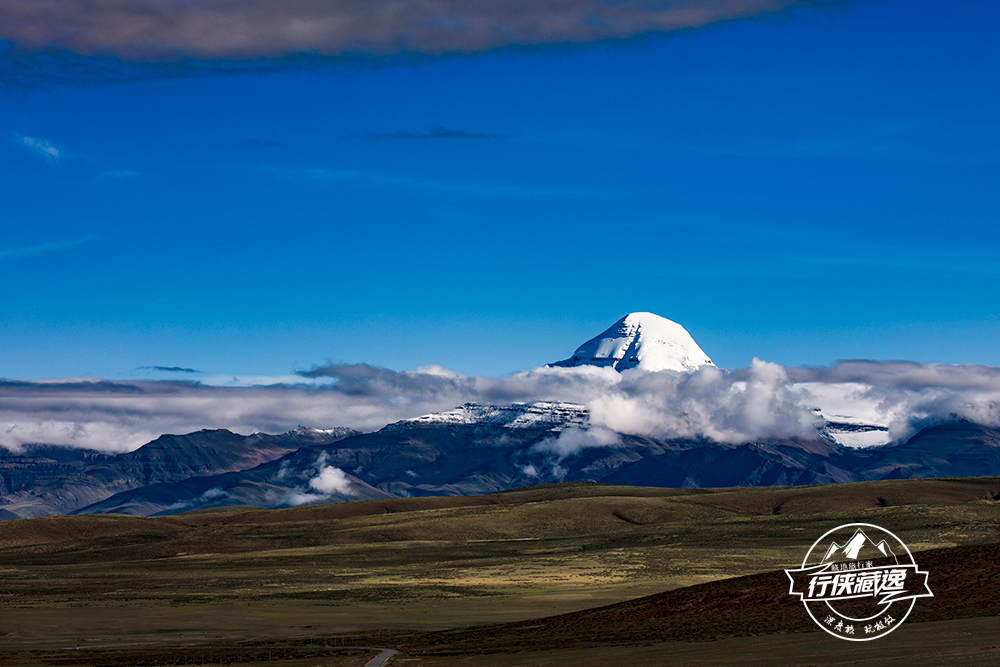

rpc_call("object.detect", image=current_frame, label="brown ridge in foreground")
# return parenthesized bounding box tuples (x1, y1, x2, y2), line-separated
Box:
(401, 541, 1000, 655)
(2, 476, 1000, 561)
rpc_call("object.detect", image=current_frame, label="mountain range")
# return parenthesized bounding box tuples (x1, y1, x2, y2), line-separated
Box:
(3, 406, 1000, 520)
(4, 313, 1000, 520)
(0, 427, 355, 519)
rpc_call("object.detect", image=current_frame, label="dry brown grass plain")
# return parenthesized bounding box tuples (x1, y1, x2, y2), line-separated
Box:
(2, 477, 1000, 665)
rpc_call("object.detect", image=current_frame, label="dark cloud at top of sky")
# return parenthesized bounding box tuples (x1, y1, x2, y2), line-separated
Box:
(137, 366, 202, 374)
(0, 1, 850, 87)
(371, 126, 508, 140)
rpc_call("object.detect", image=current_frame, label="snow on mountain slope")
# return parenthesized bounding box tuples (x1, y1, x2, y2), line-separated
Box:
(550, 312, 714, 372)
(801, 382, 896, 448)
(396, 402, 588, 431)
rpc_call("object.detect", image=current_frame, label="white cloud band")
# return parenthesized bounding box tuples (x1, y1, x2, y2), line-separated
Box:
(3, 357, 1000, 453)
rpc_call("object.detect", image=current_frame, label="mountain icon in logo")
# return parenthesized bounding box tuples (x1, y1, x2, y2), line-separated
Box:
(821, 527, 898, 564)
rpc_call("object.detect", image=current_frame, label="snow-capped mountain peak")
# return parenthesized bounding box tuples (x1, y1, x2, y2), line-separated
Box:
(550, 312, 714, 372)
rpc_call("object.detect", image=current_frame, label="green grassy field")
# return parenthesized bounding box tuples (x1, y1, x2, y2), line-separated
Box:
(2, 477, 1000, 665)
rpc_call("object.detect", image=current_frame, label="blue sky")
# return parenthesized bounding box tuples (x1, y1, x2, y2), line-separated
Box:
(2, 0, 999, 382)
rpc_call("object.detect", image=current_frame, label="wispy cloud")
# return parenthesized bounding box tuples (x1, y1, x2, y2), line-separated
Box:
(240, 138, 285, 147)
(370, 126, 507, 140)
(136, 366, 202, 374)
(0, 236, 94, 261)
(272, 165, 582, 199)
(17, 134, 60, 159)
(97, 169, 140, 179)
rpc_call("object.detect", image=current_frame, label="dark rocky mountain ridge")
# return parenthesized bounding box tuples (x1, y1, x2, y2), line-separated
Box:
(0, 427, 356, 518)
(5, 405, 1000, 520)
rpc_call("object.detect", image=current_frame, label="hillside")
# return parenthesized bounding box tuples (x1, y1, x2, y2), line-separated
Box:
(59, 417, 1000, 518)
(402, 539, 1000, 654)
(3, 477, 1000, 666)
(0, 427, 356, 518)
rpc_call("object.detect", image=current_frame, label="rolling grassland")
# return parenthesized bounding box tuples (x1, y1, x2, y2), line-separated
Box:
(3, 478, 1000, 665)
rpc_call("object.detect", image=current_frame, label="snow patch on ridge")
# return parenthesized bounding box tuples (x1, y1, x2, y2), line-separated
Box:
(801, 382, 897, 447)
(395, 402, 588, 431)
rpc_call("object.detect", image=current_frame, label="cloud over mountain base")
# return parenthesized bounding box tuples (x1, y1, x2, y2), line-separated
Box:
(4, 358, 1000, 453)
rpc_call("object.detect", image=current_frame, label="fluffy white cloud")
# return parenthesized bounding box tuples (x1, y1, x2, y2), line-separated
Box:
(4, 357, 1000, 453)
(533, 426, 623, 458)
(309, 465, 355, 496)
